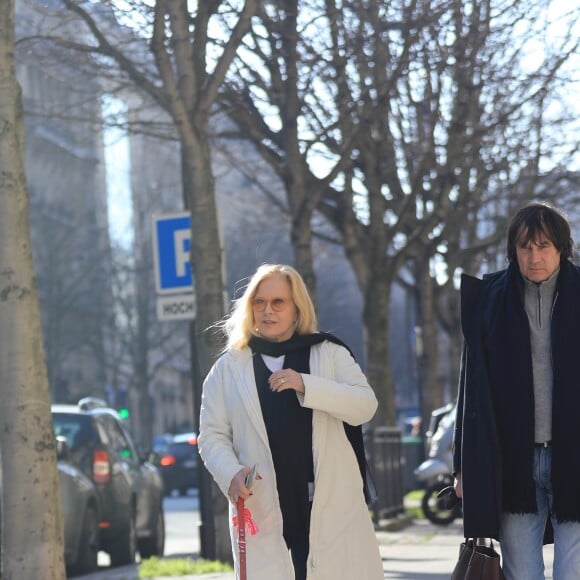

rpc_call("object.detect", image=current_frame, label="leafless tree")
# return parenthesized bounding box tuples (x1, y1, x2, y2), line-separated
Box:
(0, 0, 66, 576)
(219, 0, 579, 426)
(405, 0, 580, 426)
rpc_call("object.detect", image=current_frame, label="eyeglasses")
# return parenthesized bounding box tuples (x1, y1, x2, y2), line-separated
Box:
(252, 298, 292, 312)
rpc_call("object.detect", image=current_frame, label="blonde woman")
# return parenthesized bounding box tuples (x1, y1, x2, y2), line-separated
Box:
(198, 264, 383, 580)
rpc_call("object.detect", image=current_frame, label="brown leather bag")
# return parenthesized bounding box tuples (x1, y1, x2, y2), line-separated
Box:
(451, 538, 505, 580)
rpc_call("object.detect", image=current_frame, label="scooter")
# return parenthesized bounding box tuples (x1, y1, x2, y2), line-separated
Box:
(414, 403, 462, 526)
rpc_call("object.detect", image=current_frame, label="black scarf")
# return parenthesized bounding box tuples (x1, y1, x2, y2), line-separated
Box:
(485, 261, 580, 522)
(248, 332, 375, 506)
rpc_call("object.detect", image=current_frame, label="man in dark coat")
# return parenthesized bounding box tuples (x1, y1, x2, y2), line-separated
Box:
(453, 202, 580, 580)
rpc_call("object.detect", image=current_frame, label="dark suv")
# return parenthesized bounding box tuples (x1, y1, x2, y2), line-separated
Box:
(52, 398, 165, 566)
(158, 432, 199, 496)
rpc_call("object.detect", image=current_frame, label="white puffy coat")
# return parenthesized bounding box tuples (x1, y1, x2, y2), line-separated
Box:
(198, 340, 383, 580)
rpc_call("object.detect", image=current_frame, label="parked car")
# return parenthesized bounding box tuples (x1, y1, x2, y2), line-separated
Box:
(56, 436, 101, 575)
(0, 437, 100, 576)
(152, 432, 174, 455)
(158, 432, 199, 496)
(52, 397, 165, 566)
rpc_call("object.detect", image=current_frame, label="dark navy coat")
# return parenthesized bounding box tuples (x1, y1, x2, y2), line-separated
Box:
(453, 272, 504, 539)
(453, 261, 580, 541)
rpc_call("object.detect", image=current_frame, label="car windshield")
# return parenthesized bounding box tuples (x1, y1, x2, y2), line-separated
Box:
(52, 414, 94, 451)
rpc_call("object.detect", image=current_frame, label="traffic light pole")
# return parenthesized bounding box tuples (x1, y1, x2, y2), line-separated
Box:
(189, 319, 216, 559)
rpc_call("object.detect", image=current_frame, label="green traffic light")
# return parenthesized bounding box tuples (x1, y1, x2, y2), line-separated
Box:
(118, 407, 130, 419)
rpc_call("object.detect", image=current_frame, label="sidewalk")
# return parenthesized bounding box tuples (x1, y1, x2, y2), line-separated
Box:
(145, 519, 463, 580)
(79, 517, 555, 580)
(147, 519, 463, 580)
(150, 518, 555, 580)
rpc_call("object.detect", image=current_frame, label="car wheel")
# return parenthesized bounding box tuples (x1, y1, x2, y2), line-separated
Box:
(69, 505, 99, 576)
(109, 507, 137, 567)
(138, 503, 165, 559)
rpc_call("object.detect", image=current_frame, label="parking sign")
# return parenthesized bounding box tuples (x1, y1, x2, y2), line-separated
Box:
(152, 212, 194, 294)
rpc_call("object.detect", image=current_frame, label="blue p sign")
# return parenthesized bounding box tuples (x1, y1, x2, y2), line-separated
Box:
(152, 212, 194, 294)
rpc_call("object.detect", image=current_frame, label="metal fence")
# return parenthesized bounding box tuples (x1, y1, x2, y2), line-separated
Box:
(367, 426, 405, 523)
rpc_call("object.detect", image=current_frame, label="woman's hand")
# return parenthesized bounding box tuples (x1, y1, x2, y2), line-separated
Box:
(454, 472, 463, 498)
(268, 368, 305, 394)
(228, 467, 261, 504)
(228, 467, 252, 504)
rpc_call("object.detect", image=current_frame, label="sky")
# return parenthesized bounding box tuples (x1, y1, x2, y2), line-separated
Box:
(103, 97, 133, 249)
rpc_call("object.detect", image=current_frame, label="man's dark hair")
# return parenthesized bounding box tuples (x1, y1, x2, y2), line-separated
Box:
(507, 202, 574, 263)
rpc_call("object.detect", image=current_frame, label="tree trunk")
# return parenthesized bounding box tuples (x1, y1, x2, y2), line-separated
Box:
(135, 255, 152, 445)
(334, 197, 397, 427)
(0, 2, 66, 577)
(415, 260, 443, 434)
(289, 194, 317, 304)
(181, 133, 230, 562)
(182, 137, 225, 374)
(363, 275, 396, 426)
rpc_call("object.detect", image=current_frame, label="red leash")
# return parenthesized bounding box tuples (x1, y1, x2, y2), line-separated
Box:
(237, 497, 247, 580)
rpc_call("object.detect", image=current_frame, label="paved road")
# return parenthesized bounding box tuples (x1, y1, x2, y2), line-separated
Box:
(161, 491, 202, 557)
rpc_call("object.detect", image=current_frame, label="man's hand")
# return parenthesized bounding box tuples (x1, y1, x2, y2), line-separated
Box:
(454, 472, 463, 498)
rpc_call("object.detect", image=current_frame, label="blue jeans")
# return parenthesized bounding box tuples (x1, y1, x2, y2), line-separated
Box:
(499, 446, 580, 580)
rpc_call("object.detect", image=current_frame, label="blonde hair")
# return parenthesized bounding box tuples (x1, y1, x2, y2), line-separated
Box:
(224, 264, 318, 350)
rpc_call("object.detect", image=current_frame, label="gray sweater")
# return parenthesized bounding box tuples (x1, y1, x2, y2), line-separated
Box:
(523, 268, 558, 443)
